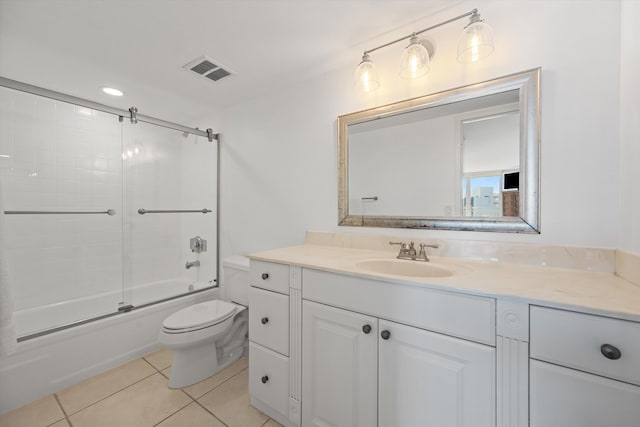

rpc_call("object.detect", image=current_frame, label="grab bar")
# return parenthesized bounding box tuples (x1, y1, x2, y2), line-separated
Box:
(4, 209, 116, 215)
(137, 208, 212, 215)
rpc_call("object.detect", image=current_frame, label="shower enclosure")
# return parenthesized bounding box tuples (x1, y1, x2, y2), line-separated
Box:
(0, 77, 219, 339)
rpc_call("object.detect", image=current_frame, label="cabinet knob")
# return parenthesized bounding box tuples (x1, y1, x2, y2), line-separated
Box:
(261, 375, 269, 384)
(601, 344, 622, 360)
(261, 273, 269, 280)
(261, 317, 269, 325)
(362, 324, 371, 334)
(381, 330, 391, 340)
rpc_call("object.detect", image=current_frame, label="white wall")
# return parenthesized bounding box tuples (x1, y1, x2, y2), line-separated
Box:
(349, 115, 456, 217)
(618, 0, 640, 253)
(219, 0, 624, 259)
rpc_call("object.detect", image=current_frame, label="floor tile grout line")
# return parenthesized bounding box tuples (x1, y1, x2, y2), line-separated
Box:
(151, 398, 194, 427)
(142, 354, 170, 373)
(53, 393, 68, 418)
(62, 369, 161, 417)
(191, 365, 249, 400)
(193, 399, 230, 427)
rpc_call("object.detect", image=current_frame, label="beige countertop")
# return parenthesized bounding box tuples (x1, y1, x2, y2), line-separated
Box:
(249, 244, 640, 322)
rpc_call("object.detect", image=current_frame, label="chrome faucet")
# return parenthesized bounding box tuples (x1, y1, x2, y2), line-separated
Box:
(389, 241, 439, 262)
(190, 236, 207, 253)
(185, 260, 200, 269)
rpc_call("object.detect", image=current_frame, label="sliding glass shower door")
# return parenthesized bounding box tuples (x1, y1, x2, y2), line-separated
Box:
(121, 121, 217, 308)
(0, 86, 126, 336)
(0, 83, 218, 338)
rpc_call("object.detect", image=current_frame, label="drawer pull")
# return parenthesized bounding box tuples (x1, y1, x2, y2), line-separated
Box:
(381, 330, 391, 340)
(362, 324, 371, 334)
(261, 375, 269, 384)
(261, 273, 269, 280)
(601, 344, 622, 360)
(261, 317, 269, 325)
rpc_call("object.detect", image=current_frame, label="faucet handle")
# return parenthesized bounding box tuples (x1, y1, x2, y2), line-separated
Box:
(417, 243, 438, 261)
(419, 243, 439, 250)
(390, 241, 410, 250)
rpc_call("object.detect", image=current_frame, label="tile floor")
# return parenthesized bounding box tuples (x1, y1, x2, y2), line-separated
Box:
(0, 349, 282, 427)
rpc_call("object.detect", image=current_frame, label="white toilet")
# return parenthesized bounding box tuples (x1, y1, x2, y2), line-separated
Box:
(159, 255, 250, 388)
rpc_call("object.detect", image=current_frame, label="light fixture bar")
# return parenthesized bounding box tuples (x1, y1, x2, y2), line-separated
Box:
(364, 8, 478, 55)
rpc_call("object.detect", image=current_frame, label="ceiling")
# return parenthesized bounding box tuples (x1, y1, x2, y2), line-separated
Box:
(0, 0, 464, 126)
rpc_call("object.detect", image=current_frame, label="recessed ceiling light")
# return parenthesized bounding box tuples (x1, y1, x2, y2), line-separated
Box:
(102, 87, 123, 96)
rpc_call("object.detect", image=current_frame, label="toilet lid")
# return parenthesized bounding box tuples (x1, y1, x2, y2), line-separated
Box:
(163, 300, 237, 331)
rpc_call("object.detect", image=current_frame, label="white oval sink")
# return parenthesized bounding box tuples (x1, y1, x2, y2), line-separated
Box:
(355, 259, 468, 278)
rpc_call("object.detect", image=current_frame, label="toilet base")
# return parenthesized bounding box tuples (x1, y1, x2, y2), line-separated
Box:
(167, 341, 243, 388)
(168, 341, 218, 388)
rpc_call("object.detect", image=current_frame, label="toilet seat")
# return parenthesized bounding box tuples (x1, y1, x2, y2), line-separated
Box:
(162, 300, 237, 334)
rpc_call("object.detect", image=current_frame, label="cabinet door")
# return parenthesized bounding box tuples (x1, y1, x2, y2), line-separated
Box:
(530, 360, 640, 427)
(302, 300, 377, 427)
(378, 320, 495, 427)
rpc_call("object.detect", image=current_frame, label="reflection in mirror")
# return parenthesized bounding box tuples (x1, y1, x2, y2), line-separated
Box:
(338, 68, 540, 233)
(460, 96, 520, 217)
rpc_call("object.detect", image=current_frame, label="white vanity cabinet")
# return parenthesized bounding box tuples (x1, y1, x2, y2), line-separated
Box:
(529, 306, 640, 427)
(302, 300, 378, 427)
(248, 260, 301, 427)
(301, 270, 496, 427)
(248, 256, 640, 427)
(378, 319, 495, 427)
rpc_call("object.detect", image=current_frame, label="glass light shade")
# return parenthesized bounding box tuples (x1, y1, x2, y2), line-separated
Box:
(399, 36, 430, 79)
(457, 21, 494, 63)
(354, 54, 380, 92)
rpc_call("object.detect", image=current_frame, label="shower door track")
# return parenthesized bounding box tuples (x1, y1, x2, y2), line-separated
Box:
(16, 285, 218, 342)
(0, 76, 218, 141)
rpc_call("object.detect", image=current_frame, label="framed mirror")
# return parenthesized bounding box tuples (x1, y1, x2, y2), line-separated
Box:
(338, 68, 540, 233)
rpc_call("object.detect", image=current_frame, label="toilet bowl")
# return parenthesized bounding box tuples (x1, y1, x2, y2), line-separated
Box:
(159, 256, 250, 388)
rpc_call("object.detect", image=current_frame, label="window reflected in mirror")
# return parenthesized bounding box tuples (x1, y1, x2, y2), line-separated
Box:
(461, 109, 520, 217)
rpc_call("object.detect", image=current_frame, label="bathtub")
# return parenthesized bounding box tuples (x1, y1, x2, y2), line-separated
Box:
(14, 279, 214, 338)
(0, 283, 219, 414)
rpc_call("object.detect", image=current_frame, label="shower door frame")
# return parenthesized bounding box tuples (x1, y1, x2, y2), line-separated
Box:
(0, 76, 221, 341)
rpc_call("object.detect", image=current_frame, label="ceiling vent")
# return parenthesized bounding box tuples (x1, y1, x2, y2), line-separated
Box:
(183, 56, 233, 83)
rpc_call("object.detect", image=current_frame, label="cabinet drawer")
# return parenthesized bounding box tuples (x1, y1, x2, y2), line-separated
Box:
(530, 360, 640, 427)
(249, 287, 289, 356)
(303, 268, 496, 346)
(249, 342, 289, 417)
(530, 306, 640, 385)
(250, 260, 290, 294)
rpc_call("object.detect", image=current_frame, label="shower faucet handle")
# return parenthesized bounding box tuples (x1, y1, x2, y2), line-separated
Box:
(190, 236, 207, 253)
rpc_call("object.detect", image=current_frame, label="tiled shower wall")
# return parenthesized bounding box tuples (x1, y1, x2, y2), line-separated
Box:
(0, 86, 217, 335)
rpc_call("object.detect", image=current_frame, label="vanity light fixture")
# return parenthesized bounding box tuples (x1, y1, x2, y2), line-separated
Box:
(102, 87, 124, 97)
(354, 53, 381, 92)
(355, 8, 494, 92)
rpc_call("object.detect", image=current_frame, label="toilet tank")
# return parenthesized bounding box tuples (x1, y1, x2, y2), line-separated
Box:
(223, 255, 250, 306)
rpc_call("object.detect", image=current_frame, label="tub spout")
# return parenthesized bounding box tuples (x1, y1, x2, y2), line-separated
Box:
(185, 260, 200, 269)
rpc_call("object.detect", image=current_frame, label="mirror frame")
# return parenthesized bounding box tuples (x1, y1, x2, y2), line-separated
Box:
(338, 68, 541, 233)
